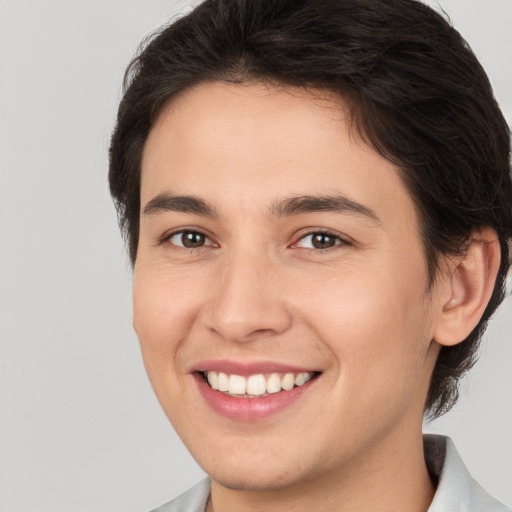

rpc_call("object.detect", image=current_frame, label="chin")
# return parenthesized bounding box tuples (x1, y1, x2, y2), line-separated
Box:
(195, 446, 321, 493)
(206, 467, 304, 492)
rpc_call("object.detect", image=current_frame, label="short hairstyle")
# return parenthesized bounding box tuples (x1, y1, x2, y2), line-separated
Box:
(109, 0, 512, 419)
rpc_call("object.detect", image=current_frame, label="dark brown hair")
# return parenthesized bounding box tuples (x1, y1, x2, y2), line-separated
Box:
(109, 0, 512, 419)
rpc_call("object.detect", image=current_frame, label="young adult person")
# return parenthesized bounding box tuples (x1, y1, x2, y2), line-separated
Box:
(108, 0, 512, 510)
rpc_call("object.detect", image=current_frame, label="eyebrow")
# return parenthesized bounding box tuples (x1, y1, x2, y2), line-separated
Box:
(143, 192, 379, 223)
(270, 195, 380, 222)
(143, 193, 217, 217)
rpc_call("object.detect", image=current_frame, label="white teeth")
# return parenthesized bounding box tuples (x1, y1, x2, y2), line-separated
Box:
(207, 371, 219, 390)
(204, 370, 315, 396)
(281, 373, 295, 391)
(294, 373, 306, 386)
(247, 374, 266, 395)
(217, 372, 229, 392)
(266, 373, 282, 394)
(228, 374, 247, 395)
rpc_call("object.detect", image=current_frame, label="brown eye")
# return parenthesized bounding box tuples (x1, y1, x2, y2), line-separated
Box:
(311, 233, 336, 249)
(168, 230, 211, 248)
(295, 232, 344, 250)
(182, 231, 205, 248)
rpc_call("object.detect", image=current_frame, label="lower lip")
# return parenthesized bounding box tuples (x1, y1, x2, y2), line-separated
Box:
(193, 373, 317, 422)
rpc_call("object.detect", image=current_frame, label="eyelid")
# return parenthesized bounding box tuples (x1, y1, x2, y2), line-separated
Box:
(157, 227, 350, 251)
(292, 229, 351, 250)
(159, 228, 218, 248)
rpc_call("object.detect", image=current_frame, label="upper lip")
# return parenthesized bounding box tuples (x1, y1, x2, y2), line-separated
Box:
(193, 359, 320, 376)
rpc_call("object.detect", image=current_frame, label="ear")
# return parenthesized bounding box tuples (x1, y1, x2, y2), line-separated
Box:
(433, 227, 501, 347)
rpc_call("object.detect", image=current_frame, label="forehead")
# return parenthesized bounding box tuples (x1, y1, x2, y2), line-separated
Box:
(142, 81, 353, 182)
(140, 81, 417, 229)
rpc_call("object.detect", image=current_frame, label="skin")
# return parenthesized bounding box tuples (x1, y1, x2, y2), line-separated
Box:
(133, 81, 499, 511)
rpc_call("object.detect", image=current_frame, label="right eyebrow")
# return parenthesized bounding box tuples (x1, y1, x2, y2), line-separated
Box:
(270, 194, 380, 223)
(143, 193, 217, 217)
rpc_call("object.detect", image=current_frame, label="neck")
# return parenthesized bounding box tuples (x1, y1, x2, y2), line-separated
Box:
(207, 427, 435, 512)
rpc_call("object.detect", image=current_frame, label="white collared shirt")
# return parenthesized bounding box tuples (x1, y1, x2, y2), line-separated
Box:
(425, 434, 510, 511)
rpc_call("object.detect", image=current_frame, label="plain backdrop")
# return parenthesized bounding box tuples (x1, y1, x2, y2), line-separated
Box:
(0, 1, 511, 510)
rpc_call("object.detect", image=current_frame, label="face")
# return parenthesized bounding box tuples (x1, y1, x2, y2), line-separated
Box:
(134, 81, 442, 491)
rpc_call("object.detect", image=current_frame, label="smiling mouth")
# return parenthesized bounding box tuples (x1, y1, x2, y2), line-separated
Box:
(201, 371, 319, 398)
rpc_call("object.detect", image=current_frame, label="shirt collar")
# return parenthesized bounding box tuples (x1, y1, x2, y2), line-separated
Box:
(425, 434, 510, 511)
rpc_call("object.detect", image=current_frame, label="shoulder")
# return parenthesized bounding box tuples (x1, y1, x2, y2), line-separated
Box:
(149, 478, 211, 512)
(425, 434, 511, 512)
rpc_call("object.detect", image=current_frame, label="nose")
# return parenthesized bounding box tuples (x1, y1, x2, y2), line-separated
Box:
(203, 250, 293, 342)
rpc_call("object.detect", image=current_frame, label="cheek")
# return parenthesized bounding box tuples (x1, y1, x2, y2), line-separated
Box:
(132, 264, 202, 364)
(132, 264, 209, 422)
(298, 265, 431, 386)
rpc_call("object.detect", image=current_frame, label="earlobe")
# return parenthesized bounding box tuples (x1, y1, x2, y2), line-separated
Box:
(433, 228, 501, 347)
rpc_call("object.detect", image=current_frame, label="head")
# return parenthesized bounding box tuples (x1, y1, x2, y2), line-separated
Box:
(109, 0, 511, 486)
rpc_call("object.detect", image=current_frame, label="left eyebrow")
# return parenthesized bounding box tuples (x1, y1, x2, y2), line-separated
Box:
(143, 193, 217, 217)
(270, 195, 380, 223)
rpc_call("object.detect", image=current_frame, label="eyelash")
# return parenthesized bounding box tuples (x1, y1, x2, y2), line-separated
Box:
(159, 229, 350, 253)
(159, 229, 217, 252)
(292, 230, 350, 251)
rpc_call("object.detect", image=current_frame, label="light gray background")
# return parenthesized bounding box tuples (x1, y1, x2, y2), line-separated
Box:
(0, 1, 510, 510)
